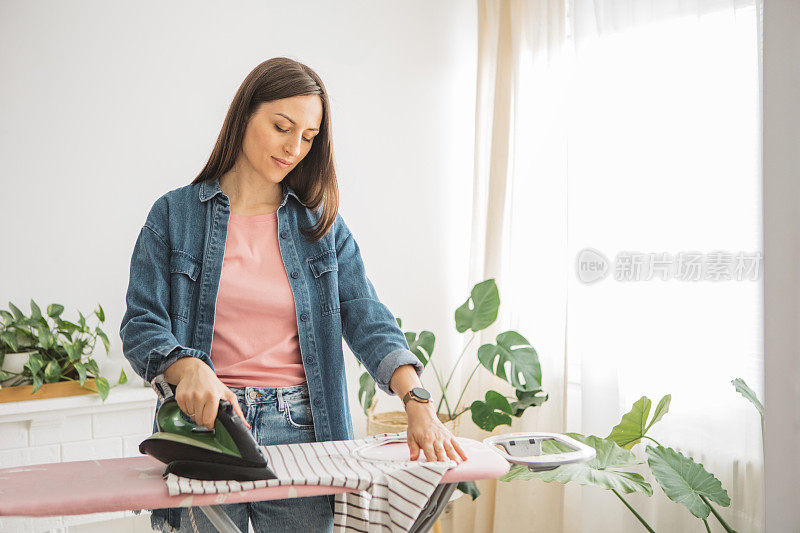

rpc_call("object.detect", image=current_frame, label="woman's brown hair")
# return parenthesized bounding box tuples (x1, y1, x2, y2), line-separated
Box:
(191, 57, 338, 242)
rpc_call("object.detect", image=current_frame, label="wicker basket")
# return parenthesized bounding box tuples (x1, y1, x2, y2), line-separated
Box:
(366, 402, 460, 436)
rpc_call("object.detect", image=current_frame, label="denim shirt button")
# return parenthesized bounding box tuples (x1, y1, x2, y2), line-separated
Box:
(290, 271, 299, 279)
(306, 356, 315, 364)
(280, 230, 288, 239)
(300, 313, 309, 321)
(313, 398, 322, 407)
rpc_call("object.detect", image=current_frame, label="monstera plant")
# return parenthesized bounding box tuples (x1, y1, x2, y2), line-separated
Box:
(357, 278, 548, 433)
(499, 379, 763, 532)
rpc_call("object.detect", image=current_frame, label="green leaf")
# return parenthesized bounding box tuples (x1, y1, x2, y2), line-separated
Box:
(0, 310, 14, 324)
(26, 353, 44, 375)
(502, 434, 652, 496)
(509, 388, 549, 417)
(95, 327, 110, 355)
(731, 378, 763, 417)
(405, 330, 435, 367)
(118, 367, 128, 385)
(85, 358, 100, 376)
(75, 362, 87, 385)
(59, 320, 80, 334)
(0, 369, 12, 381)
(1, 331, 19, 352)
(37, 325, 54, 350)
(78, 312, 87, 332)
(607, 395, 671, 449)
(8, 302, 24, 321)
(607, 396, 651, 449)
(645, 395, 671, 433)
(95, 376, 110, 400)
(64, 342, 79, 362)
(47, 304, 64, 318)
(43, 360, 61, 383)
(646, 445, 730, 519)
(94, 304, 105, 322)
(456, 480, 480, 500)
(32, 372, 43, 393)
(477, 331, 542, 391)
(357, 372, 376, 416)
(396, 317, 402, 329)
(29, 300, 42, 322)
(454, 279, 500, 333)
(470, 390, 513, 431)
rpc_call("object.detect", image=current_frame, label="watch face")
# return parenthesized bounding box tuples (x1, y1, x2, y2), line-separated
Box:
(412, 387, 431, 401)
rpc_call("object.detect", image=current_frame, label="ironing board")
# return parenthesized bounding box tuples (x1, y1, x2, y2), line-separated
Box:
(0, 433, 594, 533)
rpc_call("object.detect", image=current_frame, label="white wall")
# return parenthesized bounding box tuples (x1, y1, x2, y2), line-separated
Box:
(0, 1, 477, 434)
(763, 0, 800, 530)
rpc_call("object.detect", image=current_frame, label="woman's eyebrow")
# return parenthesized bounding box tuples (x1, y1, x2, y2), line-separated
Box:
(274, 113, 320, 131)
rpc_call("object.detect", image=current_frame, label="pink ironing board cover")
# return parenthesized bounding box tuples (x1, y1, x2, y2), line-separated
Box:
(0, 436, 509, 517)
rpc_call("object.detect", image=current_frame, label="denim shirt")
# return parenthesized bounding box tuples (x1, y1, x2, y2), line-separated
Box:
(119, 177, 422, 443)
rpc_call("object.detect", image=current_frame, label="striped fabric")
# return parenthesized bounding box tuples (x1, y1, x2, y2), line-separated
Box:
(163, 431, 457, 532)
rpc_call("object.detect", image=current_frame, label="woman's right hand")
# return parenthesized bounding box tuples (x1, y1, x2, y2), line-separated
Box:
(166, 357, 249, 431)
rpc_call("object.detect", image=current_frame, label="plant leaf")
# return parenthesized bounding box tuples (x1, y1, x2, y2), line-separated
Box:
(47, 304, 64, 318)
(454, 279, 500, 333)
(644, 394, 671, 433)
(26, 353, 44, 375)
(8, 302, 24, 321)
(646, 445, 730, 519)
(0, 309, 13, 324)
(85, 358, 100, 376)
(29, 300, 42, 322)
(502, 433, 652, 496)
(94, 376, 110, 400)
(1, 331, 19, 352)
(395, 317, 402, 329)
(95, 327, 110, 355)
(358, 371, 376, 416)
(43, 360, 61, 383)
(75, 362, 87, 385)
(118, 367, 127, 385)
(405, 330, 435, 367)
(470, 390, 513, 431)
(731, 378, 763, 416)
(509, 388, 549, 417)
(78, 311, 87, 332)
(607, 396, 652, 449)
(32, 372, 43, 393)
(95, 304, 105, 322)
(477, 331, 542, 391)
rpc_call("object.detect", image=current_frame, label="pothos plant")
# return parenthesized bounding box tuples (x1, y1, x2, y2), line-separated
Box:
(357, 278, 548, 433)
(500, 378, 763, 532)
(0, 300, 126, 401)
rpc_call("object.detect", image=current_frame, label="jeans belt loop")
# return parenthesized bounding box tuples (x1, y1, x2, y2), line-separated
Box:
(277, 388, 284, 412)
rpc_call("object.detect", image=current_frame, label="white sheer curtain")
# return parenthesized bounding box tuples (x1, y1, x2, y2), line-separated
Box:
(450, 0, 764, 531)
(568, 1, 763, 531)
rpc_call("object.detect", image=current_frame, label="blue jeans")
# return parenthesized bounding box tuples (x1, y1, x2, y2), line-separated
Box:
(153, 382, 334, 532)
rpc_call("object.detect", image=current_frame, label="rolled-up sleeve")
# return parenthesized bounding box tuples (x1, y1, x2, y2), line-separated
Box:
(335, 214, 422, 395)
(119, 199, 214, 383)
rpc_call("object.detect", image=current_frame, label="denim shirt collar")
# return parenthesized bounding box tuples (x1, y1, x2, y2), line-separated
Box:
(198, 177, 305, 207)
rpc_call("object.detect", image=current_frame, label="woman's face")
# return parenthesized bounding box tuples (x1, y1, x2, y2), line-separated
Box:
(240, 95, 323, 183)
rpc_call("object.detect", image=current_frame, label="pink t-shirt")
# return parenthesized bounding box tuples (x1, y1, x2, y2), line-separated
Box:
(210, 211, 307, 388)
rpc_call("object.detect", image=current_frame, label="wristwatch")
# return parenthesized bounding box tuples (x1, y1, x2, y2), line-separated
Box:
(402, 387, 432, 406)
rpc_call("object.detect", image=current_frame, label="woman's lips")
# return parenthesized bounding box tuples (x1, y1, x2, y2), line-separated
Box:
(272, 156, 290, 169)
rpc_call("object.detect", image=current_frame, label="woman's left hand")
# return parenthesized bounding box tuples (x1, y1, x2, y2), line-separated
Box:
(405, 401, 469, 463)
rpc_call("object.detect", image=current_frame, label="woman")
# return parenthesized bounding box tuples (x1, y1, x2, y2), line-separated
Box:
(120, 57, 467, 532)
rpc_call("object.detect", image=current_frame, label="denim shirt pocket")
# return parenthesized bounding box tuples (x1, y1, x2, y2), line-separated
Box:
(169, 250, 202, 323)
(308, 249, 340, 317)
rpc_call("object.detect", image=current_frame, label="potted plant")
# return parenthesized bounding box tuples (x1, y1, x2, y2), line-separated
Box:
(357, 279, 548, 500)
(499, 379, 762, 532)
(0, 300, 126, 402)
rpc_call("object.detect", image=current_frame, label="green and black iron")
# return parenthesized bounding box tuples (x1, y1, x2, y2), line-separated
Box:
(139, 374, 277, 482)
